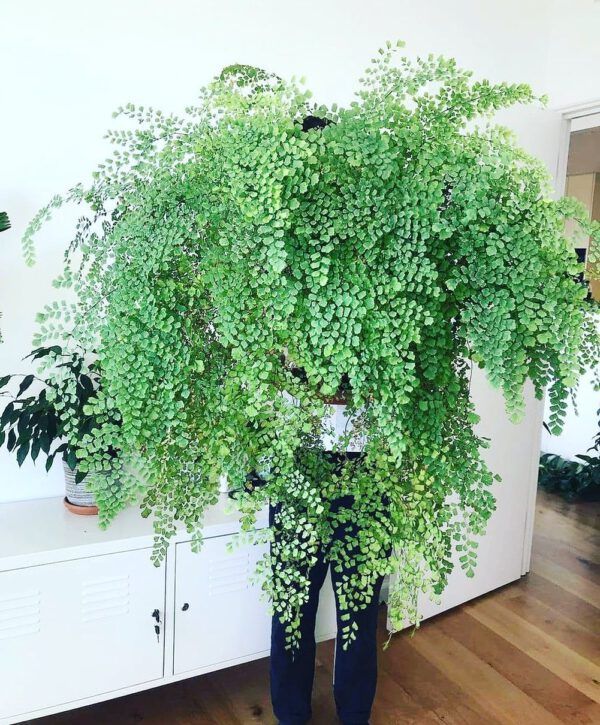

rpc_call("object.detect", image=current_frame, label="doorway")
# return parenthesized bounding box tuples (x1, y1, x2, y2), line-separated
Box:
(540, 107, 600, 468)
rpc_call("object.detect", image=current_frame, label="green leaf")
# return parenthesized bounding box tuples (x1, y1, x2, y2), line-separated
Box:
(30, 437, 41, 462)
(16, 441, 30, 466)
(66, 449, 77, 470)
(1, 402, 15, 428)
(45, 453, 56, 472)
(17, 374, 35, 397)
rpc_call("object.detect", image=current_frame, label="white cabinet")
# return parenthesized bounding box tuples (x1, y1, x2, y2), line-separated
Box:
(173, 535, 338, 676)
(0, 548, 165, 721)
(0, 498, 337, 724)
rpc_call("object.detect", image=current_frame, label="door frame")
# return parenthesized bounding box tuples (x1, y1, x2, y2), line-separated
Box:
(520, 99, 600, 575)
(555, 101, 600, 196)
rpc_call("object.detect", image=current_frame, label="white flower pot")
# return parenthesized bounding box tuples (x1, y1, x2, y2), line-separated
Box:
(62, 460, 99, 515)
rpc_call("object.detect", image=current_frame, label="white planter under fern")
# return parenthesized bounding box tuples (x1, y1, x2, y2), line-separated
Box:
(62, 461, 100, 515)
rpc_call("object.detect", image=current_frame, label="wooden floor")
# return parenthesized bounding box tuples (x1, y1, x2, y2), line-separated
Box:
(33, 490, 599, 724)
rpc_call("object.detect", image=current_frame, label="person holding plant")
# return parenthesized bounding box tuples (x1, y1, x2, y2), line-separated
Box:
(265, 117, 387, 725)
(19, 42, 599, 724)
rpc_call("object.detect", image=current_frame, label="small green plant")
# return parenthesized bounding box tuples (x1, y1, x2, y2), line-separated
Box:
(21, 42, 600, 647)
(539, 407, 600, 501)
(0, 346, 120, 482)
(538, 453, 600, 501)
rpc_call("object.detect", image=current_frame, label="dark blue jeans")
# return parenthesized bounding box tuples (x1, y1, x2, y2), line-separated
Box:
(269, 497, 384, 725)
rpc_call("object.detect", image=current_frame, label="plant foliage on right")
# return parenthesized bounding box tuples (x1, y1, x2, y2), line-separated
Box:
(22, 42, 600, 647)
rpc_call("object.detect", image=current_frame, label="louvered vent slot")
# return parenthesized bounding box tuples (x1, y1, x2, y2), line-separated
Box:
(82, 574, 130, 623)
(0, 590, 41, 640)
(208, 551, 251, 596)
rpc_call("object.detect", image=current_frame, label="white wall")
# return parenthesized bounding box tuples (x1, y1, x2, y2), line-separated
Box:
(0, 0, 583, 501)
(546, 0, 600, 109)
(541, 369, 598, 460)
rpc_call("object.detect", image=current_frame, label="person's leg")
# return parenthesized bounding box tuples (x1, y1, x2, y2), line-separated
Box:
(269, 504, 328, 725)
(328, 495, 386, 725)
(330, 571, 384, 725)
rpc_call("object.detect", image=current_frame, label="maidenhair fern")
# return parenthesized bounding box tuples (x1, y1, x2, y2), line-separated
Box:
(22, 42, 599, 647)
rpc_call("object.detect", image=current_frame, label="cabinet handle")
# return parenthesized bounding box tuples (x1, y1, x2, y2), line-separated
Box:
(152, 609, 161, 642)
(182, 602, 190, 611)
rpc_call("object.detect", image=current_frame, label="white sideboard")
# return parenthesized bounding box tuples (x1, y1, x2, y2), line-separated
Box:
(0, 496, 337, 724)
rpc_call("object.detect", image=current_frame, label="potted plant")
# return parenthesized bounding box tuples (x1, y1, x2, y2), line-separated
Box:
(539, 406, 600, 502)
(0, 345, 121, 514)
(21, 44, 599, 644)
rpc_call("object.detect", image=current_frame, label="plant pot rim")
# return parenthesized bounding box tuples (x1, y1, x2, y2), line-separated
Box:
(63, 497, 99, 516)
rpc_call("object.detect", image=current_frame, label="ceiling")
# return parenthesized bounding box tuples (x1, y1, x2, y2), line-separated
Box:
(568, 126, 600, 175)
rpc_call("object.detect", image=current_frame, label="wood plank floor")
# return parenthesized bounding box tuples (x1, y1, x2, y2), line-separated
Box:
(32, 490, 599, 724)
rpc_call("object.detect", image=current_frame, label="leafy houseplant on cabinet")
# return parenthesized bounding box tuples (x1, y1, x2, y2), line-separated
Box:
(0, 346, 121, 514)
(21, 43, 599, 646)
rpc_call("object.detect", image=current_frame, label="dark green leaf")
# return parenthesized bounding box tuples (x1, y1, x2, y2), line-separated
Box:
(66, 449, 77, 470)
(16, 441, 30, 466)
(17, 375, 35, 397)
(30, 437, 41, 462)
(1, 402, 15, 429)
(46, 414, 58, 441)
(79, 375, 94, 396)
(17, 412, 31, 438)
(25, 345, 62, 360)
(39, 430, 51, 454)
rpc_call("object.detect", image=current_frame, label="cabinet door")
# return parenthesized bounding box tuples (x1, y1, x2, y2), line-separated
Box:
(174, 536, 270, 675)
(174, 535, 337, 675)
(0, 548, 165, 721)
